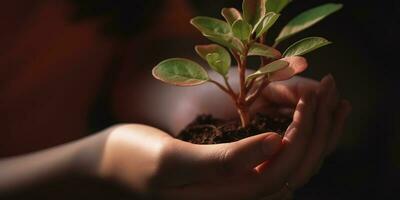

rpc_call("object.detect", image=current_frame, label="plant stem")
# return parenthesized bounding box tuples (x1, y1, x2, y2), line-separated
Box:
(246, 76, 270, 105)
(238, 57, 247, 100)
(259, 35, 273, 66)
(237, 106, 250, 128)
(209, 79, 237, 100)
(246, 78, 256, 94)
(259, 35, 266, 66)
(272, 41, 279, 48)
(223, 76, 235, 95)
(233, 46, 251, 128)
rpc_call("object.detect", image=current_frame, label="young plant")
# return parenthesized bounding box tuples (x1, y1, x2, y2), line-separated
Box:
(152, 0, 342, 128)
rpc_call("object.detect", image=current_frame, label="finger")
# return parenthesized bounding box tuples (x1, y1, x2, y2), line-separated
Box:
(256, 91, 317, 194)
(326, 99, 352, 154)
(166, 132, 283, 185)
(159, 132, 284, 200)
(287, 74, 339, 189)
(262, 76, 319, 106)
(250, 99, 295, 118)
(222, 132, 284, 172)
(199, 132, 283, 177)
(313, 100, 351, 175)
(162, 94, 316, 199)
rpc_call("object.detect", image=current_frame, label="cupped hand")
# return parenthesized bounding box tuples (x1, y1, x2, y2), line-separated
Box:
(167, 73, 351, 199)
(94, 75, 350, 199)
(261, 75, 352, 200)
(97, 124, 283, 199)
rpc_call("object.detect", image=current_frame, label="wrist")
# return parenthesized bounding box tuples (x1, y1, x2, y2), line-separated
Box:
(95, 124, 174, 193)
(73, 125, 120, 179)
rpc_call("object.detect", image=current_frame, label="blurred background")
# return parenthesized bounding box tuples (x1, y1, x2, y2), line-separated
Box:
(0, 0, 398, 199)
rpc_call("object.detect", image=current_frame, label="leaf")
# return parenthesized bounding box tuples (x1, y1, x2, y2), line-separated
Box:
(255, 12, 280, 37)
(152, 58, 209, 86)
(191, 17, 245, 52)
(204, 33, 244, 52)
(246, 60, 289, 81)
(275, 3, 343, 44)
(283, 37, 331, 57)
(232, 20, 252, 41)
(248, 43, 281, 59)
(191, 16, 231, 35)
(243, 0, 266, 26)
(266, 0, 292, 13)
(268, 56, 308, 81)
(221, 8, 243, 26)
(195, 44, 231, 76)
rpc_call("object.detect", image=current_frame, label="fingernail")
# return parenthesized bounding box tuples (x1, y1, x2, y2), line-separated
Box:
(284, 127, 297, 140)
(327, 73, 334, 81)
(326, 74, 336, 90)
(321, 74, 332, 87)
(330, 74, 336, 87)
(263, 133, 282, 155)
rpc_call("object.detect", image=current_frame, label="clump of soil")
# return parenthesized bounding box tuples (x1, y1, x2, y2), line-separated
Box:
(178, 113, 292, 144)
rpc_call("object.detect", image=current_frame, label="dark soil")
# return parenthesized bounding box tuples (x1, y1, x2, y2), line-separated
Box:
(178, 113, 292, 144)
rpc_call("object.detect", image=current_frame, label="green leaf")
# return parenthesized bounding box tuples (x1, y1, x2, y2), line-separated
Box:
(283, 37, 331, 57)
(246, 60, 289, 81)
(255, 12, 280, 37)
(232, 20, 252, 42)
(203, 33, 244, 52)
(191, 16, 231, 35)
(195, 44, 231, 76)
(248, 43, 281, 59)
(266, 0, 292, 13)
(275, 3, 343, 44)
(190, 17, 245, 52)
(152, 58, 209, 86)
(221, 8, 243, 26)
(243, 0, 266, 27)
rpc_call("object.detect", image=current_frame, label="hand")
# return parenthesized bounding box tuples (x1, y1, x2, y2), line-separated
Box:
(262, 75, 351, 155)
(0, 87, 334, 199)
(109, 66, 350, 199)
(252, 76, 320, 117)
(261, 75, 352, 200)
(88, 77, 346, 199)
(97, 124, 284, 199)
(168, 74, 351, 199)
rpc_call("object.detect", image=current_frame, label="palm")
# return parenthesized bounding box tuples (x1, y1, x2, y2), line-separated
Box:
(253, 76, 319, 117)
(170, 76, 318, 135)
(115, 74, 350, 199)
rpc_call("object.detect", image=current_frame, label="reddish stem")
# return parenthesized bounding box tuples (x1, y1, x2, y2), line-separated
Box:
(231, 48, 251, 128)
(246, 76, 270, 106)
(209, 79, 237, 101)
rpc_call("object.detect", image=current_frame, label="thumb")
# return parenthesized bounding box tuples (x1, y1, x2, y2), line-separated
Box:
(197, 132, 283, 177)
(224, 132, 283, 172)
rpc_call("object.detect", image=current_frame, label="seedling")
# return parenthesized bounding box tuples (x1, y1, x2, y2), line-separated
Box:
(152, 0, 342, 128)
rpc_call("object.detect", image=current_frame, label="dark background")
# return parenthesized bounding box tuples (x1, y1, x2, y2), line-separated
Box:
(1, 0, 399, 199)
